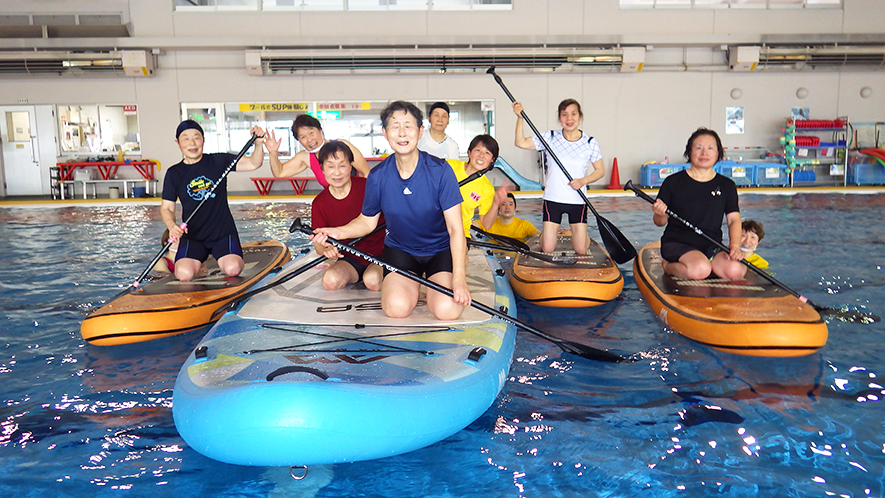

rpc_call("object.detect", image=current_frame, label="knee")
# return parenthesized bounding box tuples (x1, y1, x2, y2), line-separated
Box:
(724, 262, 748, 281)
(175, 267, 195, 282)
(431, 303, 464, 321)
(383, 298, 415, 319)
(363, 272, 382, 292)
(322, 271, 346, 291)
(686, 262, 712, 280)
(220, 263, 242, 278)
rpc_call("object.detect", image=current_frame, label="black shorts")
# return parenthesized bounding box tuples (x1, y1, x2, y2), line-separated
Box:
(542, 200, 588, 225)
(339, 253, 371, 280)
(176, 233, 243, 263)
(382, 246, 453, 278)
(660, 241, 720, 264)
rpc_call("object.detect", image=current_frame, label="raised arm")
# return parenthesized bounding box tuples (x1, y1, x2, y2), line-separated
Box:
(264, 129, 310, 178)
(235, 125, 267, 172)
(512, 102, 536, 150)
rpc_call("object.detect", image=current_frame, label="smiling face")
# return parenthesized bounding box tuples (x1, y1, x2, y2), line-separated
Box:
(429, 107, 450, 134)
(689, 134, 719, 170)
(741, 229, 760, 252)
(321, 151, 353, 189)
(176, 129, 204, 164)
(558, 103, 582, 132)
(383, 110, 423, 156)
(467, 143, 494, 171)
(498, 196, 516, 219)
(296, 126, 324, 152)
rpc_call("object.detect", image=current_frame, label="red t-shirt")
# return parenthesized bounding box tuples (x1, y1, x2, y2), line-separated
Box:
(311, 176, 385, 263)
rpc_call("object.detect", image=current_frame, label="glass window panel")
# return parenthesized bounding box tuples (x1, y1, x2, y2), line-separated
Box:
(769, 0, 803, 5)
(805, 0, 840, 5)
(57, 105, 141, 156)
(301, 0, 344, 9)
(693, 0, 728, 8)
(655, 0, 691, 7)
(619, 0, 655, 7)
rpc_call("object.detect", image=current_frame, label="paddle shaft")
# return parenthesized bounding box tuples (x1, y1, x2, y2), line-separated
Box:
(467, 239, 577, 265)
(487, 67, 636, 264)
(470, 225, 531, 251)
(133, 134, 260, 287)
(624, 180, 820, 306)
(296, 220, 626, 363)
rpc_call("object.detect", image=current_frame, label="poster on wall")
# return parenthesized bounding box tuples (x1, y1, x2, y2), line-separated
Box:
(726, 106, 744, 134)
(792, 108, 809, 121)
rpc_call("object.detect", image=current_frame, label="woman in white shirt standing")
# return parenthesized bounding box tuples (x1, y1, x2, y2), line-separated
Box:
(417, 102, 461, 160)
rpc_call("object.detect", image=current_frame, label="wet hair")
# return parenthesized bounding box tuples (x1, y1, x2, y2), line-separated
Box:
(380, 101, 423, 130)
(557, 99, 583, 119)
(291, 114, 323, 137)
(683, 127, 725, 162)
(506, 192, 517, 204)
(317, 140, 354, 167)
(428, 102, 450, 116)
(742, 220, 765, 241)
(467, 134, 499, 163)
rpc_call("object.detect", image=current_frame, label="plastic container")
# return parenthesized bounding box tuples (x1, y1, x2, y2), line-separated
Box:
(714, 161, 754, 187)
(639, 163, 689, 188)
(754, 164, 790, 187)
(132, 186, 147, 198)
(108, 187, 120, 199)
(847, 163, 885, 185)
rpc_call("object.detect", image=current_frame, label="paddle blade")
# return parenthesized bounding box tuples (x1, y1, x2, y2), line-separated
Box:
(557, 340, 632, 363)
(596, 215, 637, 264)
(818, 306, 880, 324)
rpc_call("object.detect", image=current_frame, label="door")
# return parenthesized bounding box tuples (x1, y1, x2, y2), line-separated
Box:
(1, 106, 44, 196)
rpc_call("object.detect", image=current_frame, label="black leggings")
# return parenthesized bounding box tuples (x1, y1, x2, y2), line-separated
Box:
(382, 246, 453, 278)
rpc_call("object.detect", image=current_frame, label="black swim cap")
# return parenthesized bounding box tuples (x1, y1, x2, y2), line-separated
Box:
(176, 119, 204, 139)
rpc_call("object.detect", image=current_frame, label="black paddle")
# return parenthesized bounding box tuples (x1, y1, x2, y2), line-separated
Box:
(467, 238, 578, 265)
(131, 134, 260, 289)
(470, 225, 531, 251)
(624, 180, 880, 324)
(212, 163, 496, 319)
(294, 219, 629, 363)
(487, 66, 637, 265)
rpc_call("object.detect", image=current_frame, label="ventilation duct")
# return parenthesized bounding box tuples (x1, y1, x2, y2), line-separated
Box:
(0, 50, 154, 77)
(245, 47, 633, 75)
(758, 45, 885, 70)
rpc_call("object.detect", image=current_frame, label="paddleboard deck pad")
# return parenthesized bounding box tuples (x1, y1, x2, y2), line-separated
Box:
(509, 232, 623, 307)
(81, 240, 290, 346)
(172, 248, 517, 466)
(634, 241, 827, 357)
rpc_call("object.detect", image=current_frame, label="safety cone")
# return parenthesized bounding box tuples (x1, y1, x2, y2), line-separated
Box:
(606, 157, 622, 189)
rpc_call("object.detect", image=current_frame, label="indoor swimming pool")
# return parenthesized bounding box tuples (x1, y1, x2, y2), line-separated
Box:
(1, 191, 883, 497)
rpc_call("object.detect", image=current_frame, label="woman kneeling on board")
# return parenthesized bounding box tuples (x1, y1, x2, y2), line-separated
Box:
(311, 101, 470, 320)
(650, 127, 746, 281)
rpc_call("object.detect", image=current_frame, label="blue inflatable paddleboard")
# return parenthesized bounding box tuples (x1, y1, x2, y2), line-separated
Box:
(172, 248, 517, 466)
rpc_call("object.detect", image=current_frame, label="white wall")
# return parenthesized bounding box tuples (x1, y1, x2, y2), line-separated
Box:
(1, 0, 883, 193)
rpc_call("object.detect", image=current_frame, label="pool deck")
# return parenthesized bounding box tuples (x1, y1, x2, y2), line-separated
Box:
(1, 186, 883, 208)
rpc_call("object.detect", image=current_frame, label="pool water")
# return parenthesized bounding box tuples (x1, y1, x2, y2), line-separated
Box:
(1, 193, 883, 497)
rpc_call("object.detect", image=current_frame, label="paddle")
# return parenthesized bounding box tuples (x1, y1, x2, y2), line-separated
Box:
(470, 225, 531, 251)
(212, 164, 496, 320)
(624, 180, 880, 324)
(467, 238, 578, 265)
(486, 66, 637, 265)
(131, 134, 260, 289)
(293, 219, 629, 363)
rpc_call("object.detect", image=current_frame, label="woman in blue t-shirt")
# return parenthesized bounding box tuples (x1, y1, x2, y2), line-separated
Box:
(651, 128, 747, 281)
(311, 101, 470, 320)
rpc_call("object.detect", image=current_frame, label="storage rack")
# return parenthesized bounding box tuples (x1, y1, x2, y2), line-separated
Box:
(781, 117, 850, 187)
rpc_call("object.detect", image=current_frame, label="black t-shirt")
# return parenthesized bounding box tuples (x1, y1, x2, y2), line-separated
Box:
(657, 170, 739, 249)
(161, 153, 238, 242)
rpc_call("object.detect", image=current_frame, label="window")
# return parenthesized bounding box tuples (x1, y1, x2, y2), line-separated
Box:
(183, 100, 495, 159)
(620, 0, 840, 8)
(58, 105, 140, 156)
(175, 0, 511, 11)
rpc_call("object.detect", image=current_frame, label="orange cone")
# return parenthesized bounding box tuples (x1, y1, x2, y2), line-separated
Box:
(606, 157, 622, 189)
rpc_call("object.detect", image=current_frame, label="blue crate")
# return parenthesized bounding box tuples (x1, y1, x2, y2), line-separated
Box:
(847, 162, 885, 185)
(753, 163, 790, 187)
(714, 161, 754, 187)
(639, 163, 688, 188)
